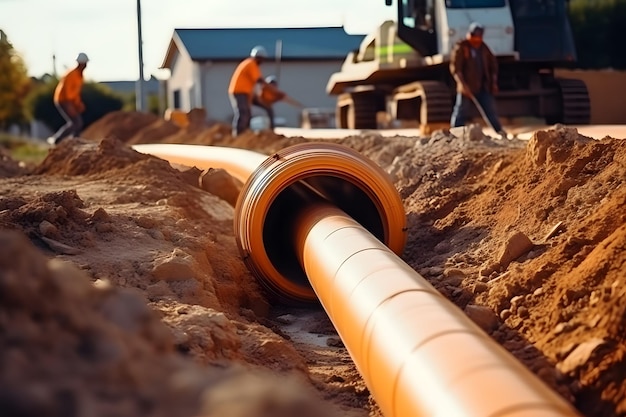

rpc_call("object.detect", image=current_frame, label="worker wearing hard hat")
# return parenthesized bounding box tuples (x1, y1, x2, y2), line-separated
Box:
(228, 45, 270, 136)
(252, 75, 303, 131)
(449, 22, 506, 137)
(47, 52, 89, 145)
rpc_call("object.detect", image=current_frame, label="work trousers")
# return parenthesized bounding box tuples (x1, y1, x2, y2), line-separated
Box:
(450, 90, 503, 133)
(252, 97, 276, 130)
(51, 101, 83, 144)
(230, 93, 252, 137)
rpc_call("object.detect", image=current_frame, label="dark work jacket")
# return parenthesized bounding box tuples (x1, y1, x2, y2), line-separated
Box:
(449, 39, 498, 95)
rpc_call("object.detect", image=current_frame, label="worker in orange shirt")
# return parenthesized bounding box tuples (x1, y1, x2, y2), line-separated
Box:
(228, 46, 269, 136)
(47, 52, 89, 145)
(252, 75, 303, 131)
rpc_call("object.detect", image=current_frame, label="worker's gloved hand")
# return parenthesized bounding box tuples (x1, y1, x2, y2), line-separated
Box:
(76, 102, 86, 113)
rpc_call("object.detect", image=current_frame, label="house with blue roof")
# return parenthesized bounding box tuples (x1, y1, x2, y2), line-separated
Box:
(160, 27, 364, 128)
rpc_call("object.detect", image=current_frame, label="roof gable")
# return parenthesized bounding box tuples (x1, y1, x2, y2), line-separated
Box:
(163, 27, 364, 67)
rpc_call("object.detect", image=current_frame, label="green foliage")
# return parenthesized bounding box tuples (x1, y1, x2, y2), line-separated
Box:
(0, 30, 31, 129)
(119, 93, 137, 112)
(147, 93, 162, 115)
(569, 0, 626, 69)
(0, 133, 49, 165)
(119, 92, 163, 115)
(25, 80, 124, 131)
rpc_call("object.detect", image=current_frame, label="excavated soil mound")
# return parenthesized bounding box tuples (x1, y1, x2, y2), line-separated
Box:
(376, 126, 626, 417)
(1, 110, 625, 416)
(81, 111, 180, 144)
(0, 233, 343, 417)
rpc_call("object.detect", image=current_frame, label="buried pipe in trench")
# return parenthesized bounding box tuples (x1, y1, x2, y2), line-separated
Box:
(134, 143, 581, 417)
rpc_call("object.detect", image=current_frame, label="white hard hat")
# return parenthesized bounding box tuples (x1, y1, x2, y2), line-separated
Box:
(250, 46, 268, 58)
(76, 52, 89, 63)
(468, 22, 485, 35)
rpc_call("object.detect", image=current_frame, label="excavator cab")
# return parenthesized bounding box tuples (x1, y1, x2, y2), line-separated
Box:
(391, 0, 577, 63)
(392, 0, 515, 58)
(394, 0, 438, 57)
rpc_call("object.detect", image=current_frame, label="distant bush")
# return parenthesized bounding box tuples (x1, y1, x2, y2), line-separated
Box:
(569, 0, 626, 69)
(0, 133, 49, 165)
(118, 91, 163, 116)
(25, 81, 124, 132)
(0, 30, 30, 130)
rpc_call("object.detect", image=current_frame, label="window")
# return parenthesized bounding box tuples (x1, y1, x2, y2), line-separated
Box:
(173, 90, 181, 109)
(401, 0, 432, 30)
(401, 0, 416, 28)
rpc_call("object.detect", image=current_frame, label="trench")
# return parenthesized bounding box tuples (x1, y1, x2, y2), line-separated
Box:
(134, 142, 581, 417)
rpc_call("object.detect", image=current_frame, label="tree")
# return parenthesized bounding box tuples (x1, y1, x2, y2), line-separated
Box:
(0, 30, 31, 129)
(569, 0, 626, 69)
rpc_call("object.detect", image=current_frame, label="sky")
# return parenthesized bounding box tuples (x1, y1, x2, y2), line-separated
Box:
(1, 0, 395, 82)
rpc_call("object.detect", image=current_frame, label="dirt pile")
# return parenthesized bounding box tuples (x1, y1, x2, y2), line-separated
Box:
(375, 125, 626, 417)
(82, 111, 236, 147)
(1, 110, 625, 416)
(0, 231, 340, 417)
(0, 135, 360, 417)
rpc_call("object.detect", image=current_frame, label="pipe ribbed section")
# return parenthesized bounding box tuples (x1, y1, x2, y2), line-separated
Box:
(134, 143, 582, 417)
(233, 142, 407, 304)
(293, 203, 580, 417)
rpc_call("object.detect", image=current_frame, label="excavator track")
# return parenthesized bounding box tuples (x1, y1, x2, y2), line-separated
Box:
(418, 80, 453, 124)
(390, 80, 452, 132)
(556, 78, 591, 125)
(336, 91, 381, 130)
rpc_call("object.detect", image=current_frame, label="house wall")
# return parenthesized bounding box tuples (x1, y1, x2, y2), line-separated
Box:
(260, 61, 343, 127)
(184, 60, 345, 127)
(167, 52, 199, 112)
(199, 61, 230, 123)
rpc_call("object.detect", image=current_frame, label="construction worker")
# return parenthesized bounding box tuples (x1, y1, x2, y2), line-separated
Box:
(48, 52, 89, 145)
(449, 22, 506, 136)
(252, 75, 303, 131)
(228, 46, 269, 137)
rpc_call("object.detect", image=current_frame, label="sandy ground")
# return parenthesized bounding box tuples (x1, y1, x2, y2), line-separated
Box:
(1, 110, 625, 417)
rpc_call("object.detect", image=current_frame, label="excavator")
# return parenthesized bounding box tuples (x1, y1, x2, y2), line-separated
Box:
(327, 0, 591, 131)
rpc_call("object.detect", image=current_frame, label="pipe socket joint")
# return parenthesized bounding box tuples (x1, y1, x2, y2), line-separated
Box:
(234, 142, 407, 304)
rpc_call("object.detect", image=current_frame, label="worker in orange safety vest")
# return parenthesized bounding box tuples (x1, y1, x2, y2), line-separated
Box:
(48, 52, 89, 145)
(252, 75, 303, 131)
(228, 46, 270, 137)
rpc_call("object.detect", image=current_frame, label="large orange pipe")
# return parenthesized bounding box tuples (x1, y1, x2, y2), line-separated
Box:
(132, 143, 266, 183)
(294, 202, 579, 417)
(232, 143, 407, 304)
(133, 143, 581, 417)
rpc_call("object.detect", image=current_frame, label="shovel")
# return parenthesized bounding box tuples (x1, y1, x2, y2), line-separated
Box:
(468, 93, 508, 139)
